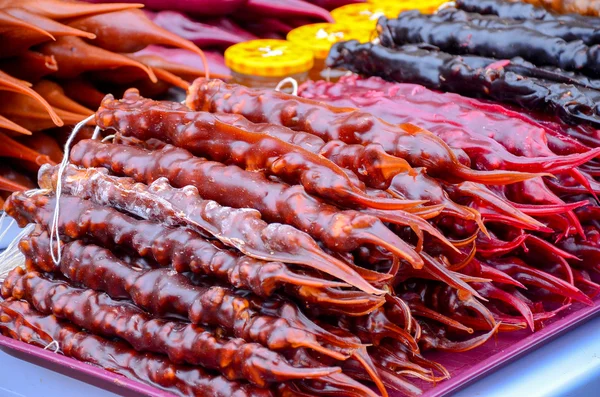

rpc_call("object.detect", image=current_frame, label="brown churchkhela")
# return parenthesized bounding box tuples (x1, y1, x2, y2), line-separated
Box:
(8, 222, 432, 396)
(16, 233, 358, 360)
(32, 159, 497, 350)
(69, 140, 484, 295)
(67, 140, 483, 297)
(68, 140, 427, 269)
(0, 0, 142, 19)
(0, 132, 55, 168)
(0, 166, 35, 194)
(37, 37, 156, 81)
(71, 140, 460, 266)
(0, 70, 62, 127)
(0, 51, 58, 83)
(97, 89, 424, 211)
(16, 133, 63, 165)
(0, 0, 212, 194)
(0, 10, 53, 38)
(0, 91, 92, 133)
(68, 9, 207, 57)
(15, 232, 388, 395)
(1, 268, 341, 387)
(96, 90, 461, 248)
(0, 298, 378, 397)
(59, 78, 106, 109)
(37, 164, 386, 296)
(33, 80, 94, 116)
(0, 8, 94, 58)
(186, 78, 543, 185)
(5, 191, 385, 316)
(0, 299, 276, 397)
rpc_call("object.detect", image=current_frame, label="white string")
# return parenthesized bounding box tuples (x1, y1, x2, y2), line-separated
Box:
(436, 1, 456, 12)
(274, 77, 298, 96)
(101, 134, 115, 143)
(91, 125, 101, 140)
(325, 67, 332, 83)
(0, 219, 15, 244)
(43, 340, 60, 353)
(0, 211, 6, 238)
(0, 223, 35, 282)
(49, 114, 95, 265)
(0, 189, 46, 246)
(24, 188, 49, 197)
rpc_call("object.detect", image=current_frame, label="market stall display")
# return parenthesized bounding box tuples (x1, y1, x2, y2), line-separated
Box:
(0, 76, 593, 396)
(0, 0, 600, 396)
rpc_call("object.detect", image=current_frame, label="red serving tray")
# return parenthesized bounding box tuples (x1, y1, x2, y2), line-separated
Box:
(0, 298, 598, 397)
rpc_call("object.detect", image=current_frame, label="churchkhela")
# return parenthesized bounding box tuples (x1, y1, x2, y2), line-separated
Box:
(0, 69, 598, 397)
